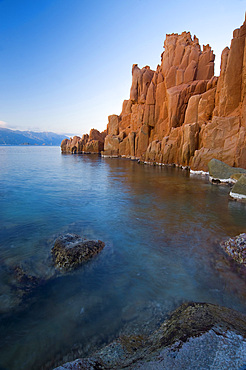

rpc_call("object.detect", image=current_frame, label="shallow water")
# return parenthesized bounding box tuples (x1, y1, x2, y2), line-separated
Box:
(0, 146, 246, 369)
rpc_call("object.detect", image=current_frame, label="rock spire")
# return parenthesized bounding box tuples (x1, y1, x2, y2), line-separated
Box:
(62, 17, 246, 171)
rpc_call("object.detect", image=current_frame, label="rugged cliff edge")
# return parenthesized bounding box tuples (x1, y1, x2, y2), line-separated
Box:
(61, 17, 246, 171)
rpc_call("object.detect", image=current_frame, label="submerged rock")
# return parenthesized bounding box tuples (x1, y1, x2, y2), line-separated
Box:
(51, 234, 105, 271)
(220, 233, 246, 266)
(0, 265, 44, 314)
(54, 302, 246, 369)
(0, 233, 105, 313)
(208, 158, 246, 182)
(12, 266, 42, 295)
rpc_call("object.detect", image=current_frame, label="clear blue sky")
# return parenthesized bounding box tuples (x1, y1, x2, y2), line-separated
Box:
(0, 0, 245, 136)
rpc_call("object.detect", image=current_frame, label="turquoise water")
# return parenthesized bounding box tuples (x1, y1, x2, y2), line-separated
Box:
(0, 146, 246, 369)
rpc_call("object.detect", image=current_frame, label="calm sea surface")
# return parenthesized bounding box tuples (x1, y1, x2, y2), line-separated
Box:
(0, 146, 246, 369)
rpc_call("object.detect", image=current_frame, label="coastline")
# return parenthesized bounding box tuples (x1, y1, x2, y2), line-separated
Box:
(54, 154, 246, 369)
(62, 17, 246, 175)
(1, 146, 246, 369)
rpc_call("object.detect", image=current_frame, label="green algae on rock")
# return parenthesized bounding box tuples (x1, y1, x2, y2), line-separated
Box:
(52, 233, 105, 271)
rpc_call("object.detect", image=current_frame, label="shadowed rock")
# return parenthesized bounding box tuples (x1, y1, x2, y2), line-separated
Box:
(54, 302, 246, 369)
(51, 234, 105, 271)
(230, 174, 246, 200)
(208, 158, 246, 182)
(207, 159, 246, 202)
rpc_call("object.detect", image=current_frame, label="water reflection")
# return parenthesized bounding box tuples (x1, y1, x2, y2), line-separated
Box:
(0, 148, 246, 369)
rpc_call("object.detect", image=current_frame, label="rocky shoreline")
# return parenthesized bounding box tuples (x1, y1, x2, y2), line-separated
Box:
(57, 15, 246, 369)
(140, 157, 246, 201)
(52, 228, 246, 369)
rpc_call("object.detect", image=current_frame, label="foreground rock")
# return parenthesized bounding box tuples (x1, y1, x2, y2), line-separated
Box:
(220, 233, 246, 266)
(208, 158, 246, 182)
(52, 234, 105, 271)
(55, 302, 246, 369)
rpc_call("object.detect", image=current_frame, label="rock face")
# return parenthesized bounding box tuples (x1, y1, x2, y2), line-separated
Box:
(61, 129, 106, 154)
(220, 233, 246, 266)
(99, 17, 246, 171)
(55, 302, 246, 369)
(61, 17, 246, 170)
(52, 234, 105, 271)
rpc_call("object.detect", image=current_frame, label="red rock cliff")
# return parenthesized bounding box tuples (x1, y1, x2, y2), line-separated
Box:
(62, 17, 246, 171)
(101, 18, 246, 171)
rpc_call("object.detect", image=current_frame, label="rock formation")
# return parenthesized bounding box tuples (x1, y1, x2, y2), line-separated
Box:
(62, 17, 246, 171)
(61, 129, 106, 154)
(103, 34, 216, 166)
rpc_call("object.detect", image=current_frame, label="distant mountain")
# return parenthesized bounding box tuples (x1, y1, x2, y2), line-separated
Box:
(0, 128, 67, 146)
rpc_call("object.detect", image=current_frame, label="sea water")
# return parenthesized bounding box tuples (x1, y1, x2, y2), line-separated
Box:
(0, 146, 246, 369)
